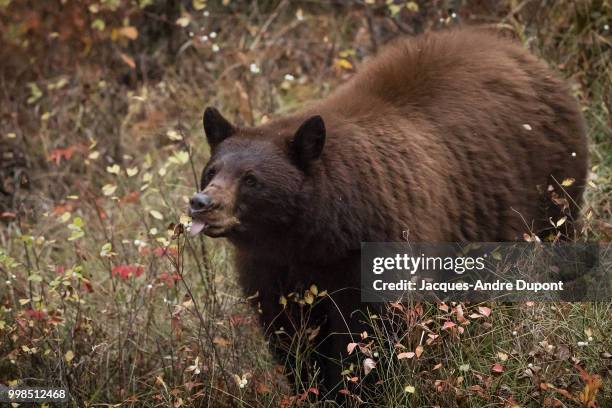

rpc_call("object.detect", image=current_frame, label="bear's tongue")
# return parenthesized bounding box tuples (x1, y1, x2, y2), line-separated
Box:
(190, 220, 207, 236)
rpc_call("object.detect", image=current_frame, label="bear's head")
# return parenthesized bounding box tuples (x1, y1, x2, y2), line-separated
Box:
(188, 107, 326, 240)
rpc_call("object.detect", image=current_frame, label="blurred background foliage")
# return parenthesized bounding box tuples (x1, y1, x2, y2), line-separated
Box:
(0, 0, 610, 407)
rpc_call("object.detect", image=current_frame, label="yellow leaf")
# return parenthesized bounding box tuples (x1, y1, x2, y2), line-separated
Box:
(167, 129, 183, 141)
(169, 151, 189, 165)
(88, 151, 100, 160)
(279, 295, 287, 308)
(179, 214, 191, 225)
(126, 167, 139, 177)
(404, 385, 416, 393)
(304, 291, 314, 305)
(59, 212, 71, 223)
(65, 350, 74, 363)
(102, 184, 117, 196)
(556, 216, 567, 227)
(334, 58, 353, 71)
(406, 1, 419, 12)
(192, 0, 206, 10)
(561, 178, 575, 187)
(309, 284, 318, 296)
(176, 16, 191, 27)
(106, 164, 121, 174)
(19, 298, 30, 305)
(150, 210, 164, 220)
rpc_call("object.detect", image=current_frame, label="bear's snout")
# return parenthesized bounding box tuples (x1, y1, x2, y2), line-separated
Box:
(189, 192, 215, 213)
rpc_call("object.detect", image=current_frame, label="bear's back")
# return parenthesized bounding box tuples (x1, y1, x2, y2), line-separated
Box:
(300, 29, 587, 247)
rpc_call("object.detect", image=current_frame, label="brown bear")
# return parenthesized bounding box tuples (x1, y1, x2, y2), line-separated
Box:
(188, 29, 587, 393)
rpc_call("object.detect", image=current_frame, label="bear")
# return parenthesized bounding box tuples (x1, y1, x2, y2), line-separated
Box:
(188, 28, 588, 394)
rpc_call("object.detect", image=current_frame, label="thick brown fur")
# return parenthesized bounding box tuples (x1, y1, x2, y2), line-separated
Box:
(195, 28, 588, 393)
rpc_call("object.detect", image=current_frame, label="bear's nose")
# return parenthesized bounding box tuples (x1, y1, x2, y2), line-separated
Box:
(189, 193, 214, 213)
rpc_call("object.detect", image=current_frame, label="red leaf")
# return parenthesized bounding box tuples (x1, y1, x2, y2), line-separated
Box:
(48, 146, 76, 165)
(491, 363, 505, 373)
(158, 272, 182, 287)
(112, 264, 144, 280)
(154, 246, 178, 258)
(52, 202, 75, 216)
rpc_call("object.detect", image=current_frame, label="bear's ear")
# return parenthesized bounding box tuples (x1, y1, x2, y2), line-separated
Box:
(203, 107, 235, 147)
(290, 115, 326, 170)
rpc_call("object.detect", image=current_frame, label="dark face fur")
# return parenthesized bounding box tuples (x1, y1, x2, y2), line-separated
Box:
(188, 107, 325, 239)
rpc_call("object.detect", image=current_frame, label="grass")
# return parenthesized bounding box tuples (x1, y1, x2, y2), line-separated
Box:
(0, 0, 610, 406)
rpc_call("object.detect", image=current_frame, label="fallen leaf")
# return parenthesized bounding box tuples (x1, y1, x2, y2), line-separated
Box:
(442, 320, 456, 330)
(347, 342, 358, 355)
(363, 358, 376, 375)
(478, 306, 492, 317)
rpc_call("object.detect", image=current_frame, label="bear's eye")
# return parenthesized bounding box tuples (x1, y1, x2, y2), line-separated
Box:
(242, 173, 258, 187)
(205, 168, 216, 182)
